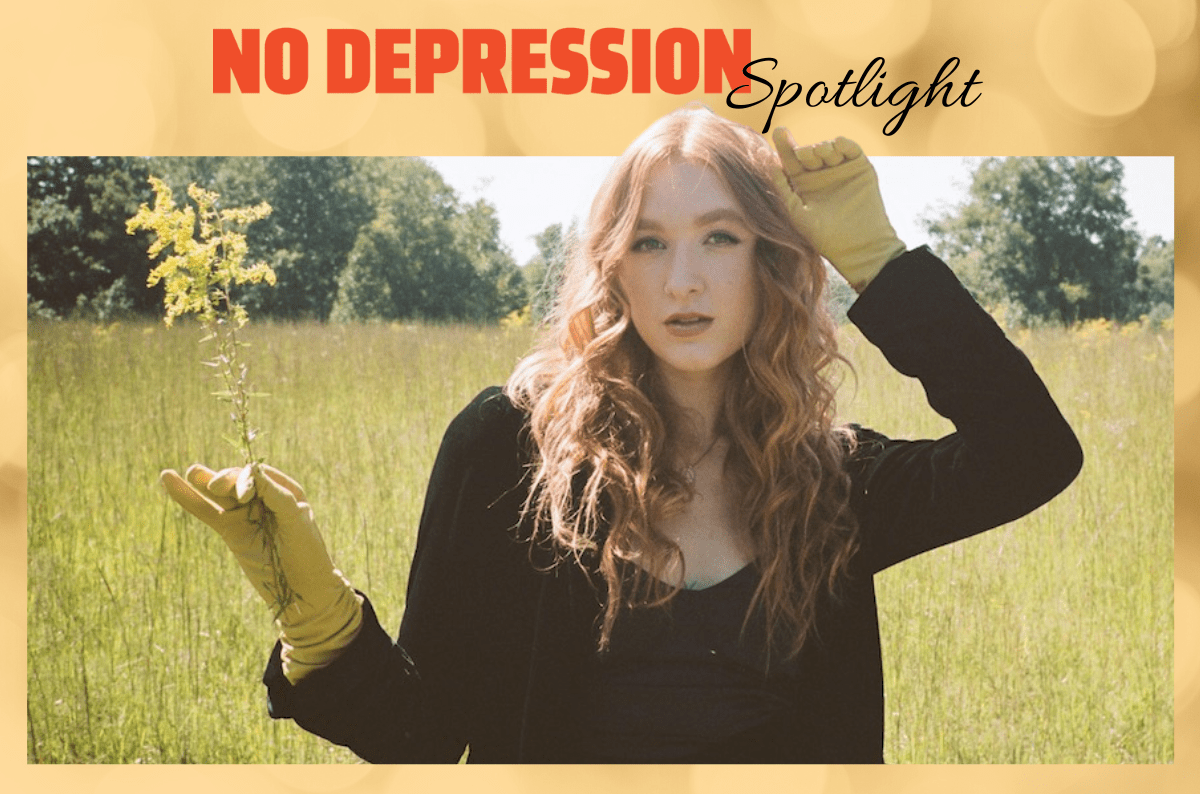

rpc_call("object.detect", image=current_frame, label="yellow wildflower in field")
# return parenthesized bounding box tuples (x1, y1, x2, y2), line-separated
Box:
(126, 177, 295, 616)
(126, 177, 275, 329)
(1075, 317, 1116, 345)
(500, 305, 532, 329)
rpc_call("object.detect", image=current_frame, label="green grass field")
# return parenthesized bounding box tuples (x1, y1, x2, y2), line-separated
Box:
(26, 317, 1173, 763)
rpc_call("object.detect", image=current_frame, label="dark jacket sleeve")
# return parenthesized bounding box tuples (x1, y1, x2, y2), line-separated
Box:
(843, 246, 1083, 574)
(261, 386, 533, 762)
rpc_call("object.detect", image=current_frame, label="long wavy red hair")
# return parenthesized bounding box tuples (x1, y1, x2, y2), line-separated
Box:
(506, 105, 857, 660)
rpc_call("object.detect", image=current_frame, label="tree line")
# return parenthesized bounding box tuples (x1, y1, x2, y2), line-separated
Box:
(922, 156, 1173, 326)
(27, 155, 1172, 327)
(27, 156, 546, 324)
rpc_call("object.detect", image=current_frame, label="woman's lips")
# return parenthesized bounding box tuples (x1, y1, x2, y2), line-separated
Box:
(664, 313, 714, 338)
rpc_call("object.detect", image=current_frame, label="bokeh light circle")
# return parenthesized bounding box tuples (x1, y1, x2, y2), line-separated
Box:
(23, 20, 170, 153)
(1127, 0, 1198, 48)
(0, 332, 25, 467)
(503, 93, 663, 154)
(1036, 0, 1156, 117)
(348, 77, 487, 155)
(778, 0, 933, 58)
(1175, 274, 1200, 405)
(238, 17, 379, 152)
(1152, 33, 1200, 96)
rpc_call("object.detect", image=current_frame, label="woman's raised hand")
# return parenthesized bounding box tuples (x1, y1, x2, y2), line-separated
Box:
(160, 463, 364, 683)
(770, 129, 907, 292)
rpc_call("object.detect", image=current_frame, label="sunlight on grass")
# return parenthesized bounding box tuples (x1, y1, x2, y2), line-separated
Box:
(27, 319, 1172, 763)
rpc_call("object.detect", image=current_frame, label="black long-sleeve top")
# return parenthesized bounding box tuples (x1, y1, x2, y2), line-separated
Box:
(261, 247, 1083, 763)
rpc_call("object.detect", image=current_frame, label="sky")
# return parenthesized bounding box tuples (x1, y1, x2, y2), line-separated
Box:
(425, 155, 1175, 266)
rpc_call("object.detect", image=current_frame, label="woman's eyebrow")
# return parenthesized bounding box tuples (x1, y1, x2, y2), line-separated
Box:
(694, 208, 747, 226)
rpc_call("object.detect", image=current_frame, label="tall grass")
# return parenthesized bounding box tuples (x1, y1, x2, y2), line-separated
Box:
(27, 318, 1172, 763)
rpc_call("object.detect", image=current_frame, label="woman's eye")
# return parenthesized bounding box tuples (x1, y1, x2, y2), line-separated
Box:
(631, 236, 665, 253)
(706, 230, 741, 245)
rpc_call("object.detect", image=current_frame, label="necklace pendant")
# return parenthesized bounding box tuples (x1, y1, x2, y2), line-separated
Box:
(680, 435, 720, 486)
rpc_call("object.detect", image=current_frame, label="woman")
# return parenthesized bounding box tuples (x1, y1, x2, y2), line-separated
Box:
(162, 106, 1082, 762)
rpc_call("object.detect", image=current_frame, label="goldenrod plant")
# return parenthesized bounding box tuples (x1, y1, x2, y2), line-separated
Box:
(127, 178, 295, 616)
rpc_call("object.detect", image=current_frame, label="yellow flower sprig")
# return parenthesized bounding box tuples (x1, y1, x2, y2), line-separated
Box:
(128, 177, 296, 617)
(128, 177, 275, 328)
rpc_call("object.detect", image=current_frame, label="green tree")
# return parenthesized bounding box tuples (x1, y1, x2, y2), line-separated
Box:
(455, 198, 525, 321)
(145, 156, 229, 196)
(250, 157, 368, 320)
(1134, 234, 1173, 322)
(29, 156, 586, 326)
(924, 157, 1142, 324)
(28, 157, 158, 319)
(331, 159, 478, 322)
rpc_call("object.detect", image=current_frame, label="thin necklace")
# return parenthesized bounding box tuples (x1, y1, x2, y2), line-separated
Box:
(681, 436, 721, 484)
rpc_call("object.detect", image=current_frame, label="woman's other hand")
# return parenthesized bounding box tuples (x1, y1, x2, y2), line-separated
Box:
(160, 463, 364, 683)
(770, 129, 907, 292)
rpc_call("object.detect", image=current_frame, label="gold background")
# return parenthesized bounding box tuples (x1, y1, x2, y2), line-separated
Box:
(5, 0, 1195, 788)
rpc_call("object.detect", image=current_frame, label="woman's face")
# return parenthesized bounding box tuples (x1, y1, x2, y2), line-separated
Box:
(617, 158, 759, 387)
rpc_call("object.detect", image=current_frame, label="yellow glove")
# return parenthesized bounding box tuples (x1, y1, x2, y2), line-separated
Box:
(771, 129, 907, 292)
(160, 463, 364, 684)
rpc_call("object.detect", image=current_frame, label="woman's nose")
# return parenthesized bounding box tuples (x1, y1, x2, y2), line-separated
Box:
(663, 246, 703, 298)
